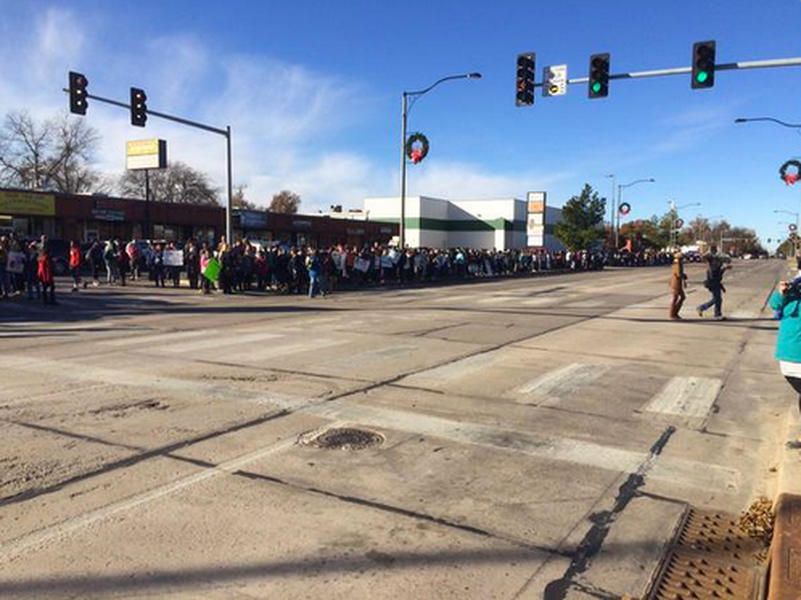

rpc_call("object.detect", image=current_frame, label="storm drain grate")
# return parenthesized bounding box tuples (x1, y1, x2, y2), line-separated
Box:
(300, 427, 384, 450)
(649, 509, 765, 599)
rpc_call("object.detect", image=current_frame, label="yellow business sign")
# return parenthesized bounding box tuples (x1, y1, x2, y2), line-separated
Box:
(126, 138, 167, 170)
(0, 190, 56, 216)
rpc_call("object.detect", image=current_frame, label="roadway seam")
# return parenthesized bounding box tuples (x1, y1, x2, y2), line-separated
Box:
(231, 469, 570, 558)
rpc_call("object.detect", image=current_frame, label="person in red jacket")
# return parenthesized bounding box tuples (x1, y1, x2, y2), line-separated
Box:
(37, 243, 56, 305)
(69, 240, 81, 292)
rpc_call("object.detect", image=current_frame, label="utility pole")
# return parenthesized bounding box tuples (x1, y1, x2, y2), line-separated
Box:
(64, 80, 234, 243)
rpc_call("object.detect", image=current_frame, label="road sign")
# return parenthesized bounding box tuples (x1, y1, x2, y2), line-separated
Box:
(543, 64, 567, 96)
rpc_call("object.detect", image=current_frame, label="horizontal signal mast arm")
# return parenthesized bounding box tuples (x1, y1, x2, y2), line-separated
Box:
(532, 56, 801, 87)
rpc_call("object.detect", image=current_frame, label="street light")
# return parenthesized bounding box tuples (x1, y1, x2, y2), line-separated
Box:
(667, 200, 701, 249)
(774, 209, 800, 231)
(605, 174, 616, 245)
(734, 117, 801, 129)
(736, 116, 801, 257)
(399, 72, 482, 248)
(615, 178, 655, 248)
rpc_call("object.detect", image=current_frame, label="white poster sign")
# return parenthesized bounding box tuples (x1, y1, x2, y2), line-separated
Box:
(163, 250, 184, 267)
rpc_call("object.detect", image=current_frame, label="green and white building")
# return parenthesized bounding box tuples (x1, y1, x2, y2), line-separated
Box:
(363, 195, 528, 250)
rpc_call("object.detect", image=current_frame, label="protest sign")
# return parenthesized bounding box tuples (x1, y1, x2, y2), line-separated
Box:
(163, 250, 184, 267)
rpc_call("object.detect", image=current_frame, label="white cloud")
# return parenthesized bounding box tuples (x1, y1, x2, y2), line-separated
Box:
(0, 4, 572, 215)
(407, 160, 575, 200)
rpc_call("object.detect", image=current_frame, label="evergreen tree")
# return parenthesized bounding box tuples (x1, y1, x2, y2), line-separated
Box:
(554, 184, 606, 251)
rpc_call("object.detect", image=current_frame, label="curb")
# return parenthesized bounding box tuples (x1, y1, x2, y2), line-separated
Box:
(768, 407, 801, 599)
(768, 493, 801, 600)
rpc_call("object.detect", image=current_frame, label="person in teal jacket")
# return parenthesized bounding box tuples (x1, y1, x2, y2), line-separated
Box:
(770, 277, 801, 413)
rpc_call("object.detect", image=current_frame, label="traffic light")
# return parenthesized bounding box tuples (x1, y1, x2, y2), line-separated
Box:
(130, 87, 147, 127)
(516, 53, 535, 106)
(69, 71, 88, 115)
(691, 41, 716, 89)
(588, 53, 610, 99)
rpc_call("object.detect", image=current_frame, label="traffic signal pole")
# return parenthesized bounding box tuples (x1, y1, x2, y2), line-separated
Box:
(62, 88, 234, 243)
(530, 56, 801, 90)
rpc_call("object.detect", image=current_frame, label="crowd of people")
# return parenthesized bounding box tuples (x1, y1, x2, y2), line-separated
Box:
(1, 232, 677, 303)
(0, 234, 59, 304)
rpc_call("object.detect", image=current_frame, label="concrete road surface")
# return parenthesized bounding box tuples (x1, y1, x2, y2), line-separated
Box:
(0, 260, 792, 599)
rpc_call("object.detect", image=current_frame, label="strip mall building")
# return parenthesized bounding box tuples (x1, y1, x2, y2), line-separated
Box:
(0, 188, 396, 248)
(363, 195, 564, 251)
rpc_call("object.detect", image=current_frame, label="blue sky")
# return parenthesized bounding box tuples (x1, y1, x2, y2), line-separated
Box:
(1, 0, 800, 247)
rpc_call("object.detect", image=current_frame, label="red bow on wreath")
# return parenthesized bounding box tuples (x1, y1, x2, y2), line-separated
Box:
(780, 159, 801, 186)
(410, 149, 423, 164)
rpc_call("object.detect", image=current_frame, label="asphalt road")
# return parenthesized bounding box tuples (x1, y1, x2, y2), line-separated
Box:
(0, 260, 792, 599)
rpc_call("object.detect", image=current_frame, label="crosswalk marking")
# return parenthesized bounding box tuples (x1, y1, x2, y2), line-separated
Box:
(516, 363, 610, 403)
(643, 376, 722, 418)
(564, 299, 608, 308)
(408, 351, 502, 382)
(159, 331, 284, 353)
(99, 329, 216, 347)
(304, 401, 740, 489)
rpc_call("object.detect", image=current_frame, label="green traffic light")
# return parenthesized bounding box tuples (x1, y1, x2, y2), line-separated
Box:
(591, 81, 602, 94)
(696, 71, 709, 83)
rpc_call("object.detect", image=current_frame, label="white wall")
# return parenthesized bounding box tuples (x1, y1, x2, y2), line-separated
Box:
(363, 195, 527, 250)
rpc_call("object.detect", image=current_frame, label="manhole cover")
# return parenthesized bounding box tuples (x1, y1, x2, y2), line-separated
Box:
(301, 427, 384, 450)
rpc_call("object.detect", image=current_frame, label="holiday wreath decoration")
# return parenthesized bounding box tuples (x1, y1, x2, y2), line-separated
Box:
(405, 132, 429, 164)
(618, 202, 631, 216)
(780, 159, 801, 186)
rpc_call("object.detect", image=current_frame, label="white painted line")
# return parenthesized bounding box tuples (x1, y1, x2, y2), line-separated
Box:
(521, 297, 556, 307)
(729, 309, 760, 319)
(159, 331, 284, 353)
(0, 427, 337, 564)
(243, 338, 346, 361)
(564, 299, 608, 308)
(477, 296, 515, 305)
(431, 294, 473, 304)
(0, 355, 316, 410)
(410, 351, 500, 382)
(307, 401, 644, 472)
(643, 376, 722, 418)
(99, 329, 217, 347)
(304, 402, 740, 490)
(517, 363, 610, 403)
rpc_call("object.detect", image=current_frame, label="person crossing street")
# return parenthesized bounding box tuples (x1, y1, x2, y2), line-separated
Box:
(697, 246, 730, 320)
(669, 251, 687, 320)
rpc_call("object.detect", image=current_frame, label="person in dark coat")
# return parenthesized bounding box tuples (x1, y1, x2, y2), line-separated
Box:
(697, 246, 730, 320)
(151, 244, 166, 287)
(184, 239, 200, 290)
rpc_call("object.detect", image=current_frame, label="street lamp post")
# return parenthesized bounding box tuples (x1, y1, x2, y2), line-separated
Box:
(774, 209, 800, 232)
(736, 116, 801, 255)
(399, 72, 481, 248)
(615, 178, 655, 249)
(605, 174, 616, 247)
(668, 200, 701, 249)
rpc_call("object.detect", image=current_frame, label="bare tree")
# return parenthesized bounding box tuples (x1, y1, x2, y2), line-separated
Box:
(0, 111, 107, 193)
(232, 184, 258, 210)
(269, 189, 301, 214)
(119, 161, 220, 206)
